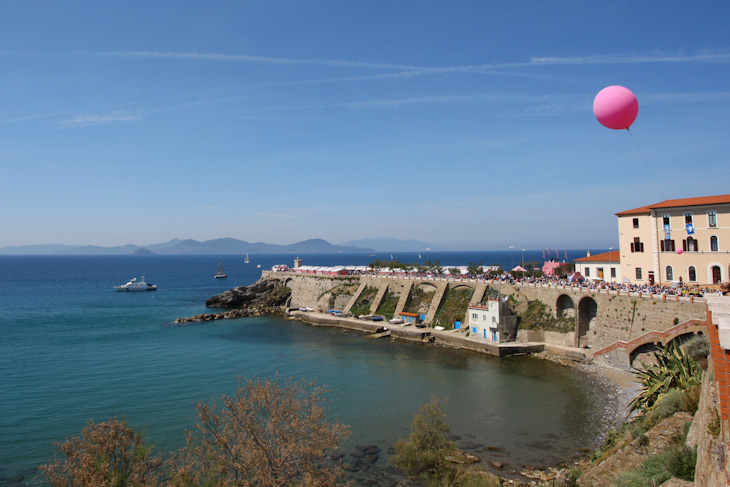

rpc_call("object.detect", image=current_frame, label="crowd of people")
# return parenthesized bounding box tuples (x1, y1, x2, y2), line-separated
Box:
(486, 272, 714, 297)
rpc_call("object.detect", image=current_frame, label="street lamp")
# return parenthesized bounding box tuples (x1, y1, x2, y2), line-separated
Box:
(521, 249, 525, 268)
(509, 245, 515, 270)
(609, 247, 613, 283)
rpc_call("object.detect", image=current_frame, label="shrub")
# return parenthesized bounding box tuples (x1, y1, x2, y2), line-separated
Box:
(683, 334, 710, 362)
(37, 417, 162, 487)
(648, 389, 683, 424)
(391, 399, 457, 485)
(168, 376, 349, 487)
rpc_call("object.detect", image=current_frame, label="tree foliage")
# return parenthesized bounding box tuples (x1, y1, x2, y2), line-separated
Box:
(167, 376, 349, 487)
(391, 399, 457, 485)
(38, 417, 162, 487)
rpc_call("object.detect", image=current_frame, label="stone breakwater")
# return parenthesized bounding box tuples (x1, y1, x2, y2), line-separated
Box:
(174, 278, 290, 324)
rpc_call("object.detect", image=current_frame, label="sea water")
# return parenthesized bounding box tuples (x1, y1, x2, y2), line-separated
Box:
(0, 252, 619, 485)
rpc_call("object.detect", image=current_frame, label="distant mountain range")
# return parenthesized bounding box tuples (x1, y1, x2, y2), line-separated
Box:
(339, 237, 435, 252)
(0, 237, 433, 255)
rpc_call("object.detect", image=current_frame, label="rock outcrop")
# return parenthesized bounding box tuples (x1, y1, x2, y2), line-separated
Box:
(174, 279, 291, 324)
(205, 278, 290, 308)
(577, 412, 694, 487)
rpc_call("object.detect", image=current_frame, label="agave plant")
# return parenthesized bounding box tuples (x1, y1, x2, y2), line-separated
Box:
(628, 340, 702, 415)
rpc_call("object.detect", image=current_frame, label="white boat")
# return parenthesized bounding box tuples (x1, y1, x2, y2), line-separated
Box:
(215, 260, 227, 279)
(114, 277, 157, 292)
(244, 254, 250, 264)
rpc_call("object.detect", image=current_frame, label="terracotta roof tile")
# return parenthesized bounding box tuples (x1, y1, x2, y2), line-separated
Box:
(615, 205, 652, 216)
(574, 251, 620, 263)
(617, 194, 730, 215)
(648, 194, 730, 209)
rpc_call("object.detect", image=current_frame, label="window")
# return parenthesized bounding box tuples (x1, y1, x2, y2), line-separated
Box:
(685, 213, 693, 225)
(483, 315, 487, 321)
(585, 267, 590, 277)
(662, 214, 671, 227)
(492, 316, 497, 323)
(666, 266, 673, 281)
(633, 218, 640, 228)
(631, 237, 644, 253)
(636, 268, 643, 280)
(472, 313, 478, 320)
(610, 267, 616, 278)
(684, 237, 698, 252)
(689, 266, 697, 282)
(711, 236, 719, 252)
(708, 211, 717, 228)
(598, 267, 604, 279)
(660, 239, 676, 251)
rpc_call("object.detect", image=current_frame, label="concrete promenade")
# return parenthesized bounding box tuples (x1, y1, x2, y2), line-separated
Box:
(289, 310, 590, 361)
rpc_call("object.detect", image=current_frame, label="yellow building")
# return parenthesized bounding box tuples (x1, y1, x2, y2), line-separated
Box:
(616, 194, 730, 286)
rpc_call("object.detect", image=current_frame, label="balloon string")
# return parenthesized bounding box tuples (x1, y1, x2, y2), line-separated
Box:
(627, 129, 666, 200)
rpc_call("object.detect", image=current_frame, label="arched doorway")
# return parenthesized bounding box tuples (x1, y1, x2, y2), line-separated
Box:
(712, 266, 722, 284)
(575, 297, 598, 347)
(555, 294, 575, 319)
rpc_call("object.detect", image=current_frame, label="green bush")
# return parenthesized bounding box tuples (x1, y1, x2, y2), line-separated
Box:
(683, 334, 710, 361)
(612, 441, 696, 486)
(391, 399, 457, 485)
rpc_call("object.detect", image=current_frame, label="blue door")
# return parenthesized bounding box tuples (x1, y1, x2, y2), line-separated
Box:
(454, 320, 461, 330)
(483, 329, 487, 339)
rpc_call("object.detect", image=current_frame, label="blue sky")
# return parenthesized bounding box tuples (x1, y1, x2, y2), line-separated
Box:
(2, 1, 729, 250)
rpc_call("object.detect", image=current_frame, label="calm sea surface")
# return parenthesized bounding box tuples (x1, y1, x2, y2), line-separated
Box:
(0, 251, 617, 485)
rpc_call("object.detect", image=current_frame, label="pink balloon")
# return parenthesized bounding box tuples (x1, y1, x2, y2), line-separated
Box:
(593, 85, 639, 130)
(676, 248, 683, 255)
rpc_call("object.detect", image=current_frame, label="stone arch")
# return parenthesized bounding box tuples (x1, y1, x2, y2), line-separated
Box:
(575, 296, 598, 347)
(630, 342, 663, 367)
(555, 294, 575, 319)
(416, 282, 439, 292)
(667, 330, 705, 349)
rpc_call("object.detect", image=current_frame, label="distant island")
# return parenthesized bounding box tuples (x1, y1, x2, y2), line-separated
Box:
(0, 237, 435, 255)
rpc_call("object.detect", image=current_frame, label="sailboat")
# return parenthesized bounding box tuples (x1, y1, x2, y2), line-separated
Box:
(215, 260, 227, 279)
(244, 254, 250, 264)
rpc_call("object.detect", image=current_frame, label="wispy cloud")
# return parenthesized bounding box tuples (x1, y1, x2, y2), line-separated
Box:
(255, 212, 295, 219)
(93, 50, 419, 70)
(529, 50, 730, 65)
(61, 112, 141, 127)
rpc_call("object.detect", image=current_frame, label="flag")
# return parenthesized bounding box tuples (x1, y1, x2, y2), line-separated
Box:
(564, 249, 567, 261)
(542, 249, 545, 259)
(548, 249, 552, 260)
(686, 223, 694, 235)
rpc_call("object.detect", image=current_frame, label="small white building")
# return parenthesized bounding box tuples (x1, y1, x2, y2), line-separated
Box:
(467, 298, 517, 342)
(574, 250, 621, 283)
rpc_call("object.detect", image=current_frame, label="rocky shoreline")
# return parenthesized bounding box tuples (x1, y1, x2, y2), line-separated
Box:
(174, 278, 645, 485)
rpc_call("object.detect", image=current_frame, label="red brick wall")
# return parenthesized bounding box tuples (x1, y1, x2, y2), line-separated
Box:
(705, 307, 730, 483)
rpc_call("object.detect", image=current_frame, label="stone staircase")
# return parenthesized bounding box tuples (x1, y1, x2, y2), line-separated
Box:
(369, 282, 390, 315)
(343, 281, 368, 314)
(423, 282, 448, 325)
(393, 281, 413, 318)
(469, 282, 488, 305)
(706, 295, 730, 350)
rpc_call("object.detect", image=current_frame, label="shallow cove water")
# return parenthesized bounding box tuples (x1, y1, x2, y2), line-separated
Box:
(0, 253, 621, 485)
